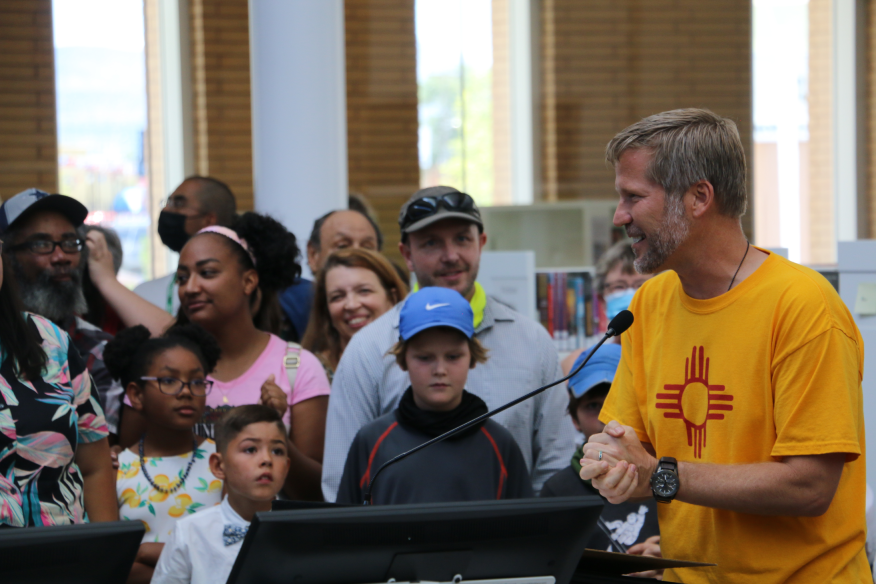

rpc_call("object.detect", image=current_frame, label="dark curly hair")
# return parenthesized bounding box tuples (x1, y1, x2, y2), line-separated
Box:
(0, 259, 46, 380)
(104, 324, 221, 389)
(232, 212, 301, 289)
(177, 212, 301, 334)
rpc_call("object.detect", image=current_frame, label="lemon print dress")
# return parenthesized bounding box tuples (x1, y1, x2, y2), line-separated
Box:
(116, 439, 223, 543)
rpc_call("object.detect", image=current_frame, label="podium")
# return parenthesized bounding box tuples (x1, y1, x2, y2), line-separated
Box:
(0, 520, 145, 584)
(228, 497, 604, 584)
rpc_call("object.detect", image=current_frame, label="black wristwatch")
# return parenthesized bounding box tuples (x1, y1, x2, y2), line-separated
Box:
(650, 457, 680, 503)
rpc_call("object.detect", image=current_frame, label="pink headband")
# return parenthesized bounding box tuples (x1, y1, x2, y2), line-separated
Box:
(197, 226, 256, 266)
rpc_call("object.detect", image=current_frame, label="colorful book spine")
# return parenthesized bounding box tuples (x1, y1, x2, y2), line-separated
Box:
(535, 270, 596, 352)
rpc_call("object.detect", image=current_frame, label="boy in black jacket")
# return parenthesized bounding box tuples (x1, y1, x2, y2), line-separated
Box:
(540, 344, 660, 555)
(336, 287, 533, 505)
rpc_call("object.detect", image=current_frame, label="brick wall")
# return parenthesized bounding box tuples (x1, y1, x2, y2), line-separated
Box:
(0, 0, 58, 199)
(345, 0, 421, 265)
(189, 0, 254, 212)
(540, 0, 753, 236)
(144, 0, 169, 276)
(492, 0, 512, 205)
(809, 0, 834, 263)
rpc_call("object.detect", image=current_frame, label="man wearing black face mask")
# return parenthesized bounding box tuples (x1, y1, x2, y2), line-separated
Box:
(134, 176, 236, 313)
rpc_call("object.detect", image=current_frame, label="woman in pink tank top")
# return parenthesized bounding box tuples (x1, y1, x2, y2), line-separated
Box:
(119, 212, 330, 501)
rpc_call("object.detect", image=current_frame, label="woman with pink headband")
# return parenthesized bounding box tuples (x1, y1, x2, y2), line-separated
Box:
(118, 212, 331, 501)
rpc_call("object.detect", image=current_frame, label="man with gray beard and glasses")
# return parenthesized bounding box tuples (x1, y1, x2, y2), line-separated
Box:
(0, 188, 123, 436)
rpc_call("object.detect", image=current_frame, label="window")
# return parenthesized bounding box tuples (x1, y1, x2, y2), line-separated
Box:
(752, 0, 810, 263)
(416, 0, 495, 205)
(53, 0, 151, 285)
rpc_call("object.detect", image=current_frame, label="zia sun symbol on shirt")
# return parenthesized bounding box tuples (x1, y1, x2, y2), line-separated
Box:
(656, 346, 734, 458)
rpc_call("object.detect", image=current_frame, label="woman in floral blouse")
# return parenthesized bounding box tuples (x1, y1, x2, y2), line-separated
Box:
(0, 240, 117, 527)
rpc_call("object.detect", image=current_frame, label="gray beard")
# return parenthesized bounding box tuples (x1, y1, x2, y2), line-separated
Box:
(11, 258, 88, 324)
(634, 195, 691, 274)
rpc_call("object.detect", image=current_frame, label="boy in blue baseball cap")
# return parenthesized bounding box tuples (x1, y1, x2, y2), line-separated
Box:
(540, 344, 661, 557)
(336, 287, 533, 504)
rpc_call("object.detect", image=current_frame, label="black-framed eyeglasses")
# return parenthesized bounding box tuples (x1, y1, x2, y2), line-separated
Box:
(7, 238, 84, 255)
(400, 192, 481, 230)
(140, 376, 213, 396)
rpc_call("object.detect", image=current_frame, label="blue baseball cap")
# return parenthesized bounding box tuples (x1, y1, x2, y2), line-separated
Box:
(398, 287, 474, 341)
(568, 344, 621, 398)
(0, 188, 88, 234)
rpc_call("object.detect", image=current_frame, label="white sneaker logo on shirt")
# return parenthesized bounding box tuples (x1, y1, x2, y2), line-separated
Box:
(425, 303, 450, 311)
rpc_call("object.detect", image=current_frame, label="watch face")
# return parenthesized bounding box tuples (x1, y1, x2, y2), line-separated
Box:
(652, 470, 679, 498)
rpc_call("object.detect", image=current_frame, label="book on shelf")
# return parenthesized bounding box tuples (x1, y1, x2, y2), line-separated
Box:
(536, 270, 598, 353)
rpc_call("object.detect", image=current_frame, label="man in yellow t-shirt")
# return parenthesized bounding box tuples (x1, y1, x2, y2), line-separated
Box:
(579, 108, 871, 584)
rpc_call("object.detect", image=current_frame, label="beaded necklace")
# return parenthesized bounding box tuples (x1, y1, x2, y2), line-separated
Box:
(139, 434, 199, 495)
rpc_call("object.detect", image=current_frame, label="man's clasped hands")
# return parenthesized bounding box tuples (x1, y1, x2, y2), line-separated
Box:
(579, 420, 660, 504)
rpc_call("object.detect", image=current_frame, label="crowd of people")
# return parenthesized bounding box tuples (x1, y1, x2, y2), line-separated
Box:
(0, 107, 870, 584)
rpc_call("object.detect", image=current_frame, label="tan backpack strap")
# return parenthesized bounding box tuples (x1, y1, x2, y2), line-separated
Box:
(284, 342, 302, 390)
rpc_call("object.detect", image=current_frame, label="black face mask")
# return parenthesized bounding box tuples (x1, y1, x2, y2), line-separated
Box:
(157, 211, 190, 252)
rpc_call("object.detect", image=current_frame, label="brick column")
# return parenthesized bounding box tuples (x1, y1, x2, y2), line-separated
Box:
(540, 0, 753, 236)
(0, 0, 58, 198)
(809, 0, 834, 263)
(345, 0, 420, 264)
(189, 0, 254, 211)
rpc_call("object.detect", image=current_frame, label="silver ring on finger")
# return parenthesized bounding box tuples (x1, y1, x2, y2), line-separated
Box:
(598, 450, 603, 462)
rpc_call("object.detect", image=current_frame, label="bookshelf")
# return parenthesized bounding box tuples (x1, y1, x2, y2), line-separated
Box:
(536, 267, 603, 356)
(480, 199, 620, 268)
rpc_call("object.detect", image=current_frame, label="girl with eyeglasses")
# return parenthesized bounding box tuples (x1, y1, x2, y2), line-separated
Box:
(106, 324, 223, 584)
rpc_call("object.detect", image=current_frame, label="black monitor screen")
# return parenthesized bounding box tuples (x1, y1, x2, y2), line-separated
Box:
(228, 496, 603, 584)
(0, 520, 144, 584)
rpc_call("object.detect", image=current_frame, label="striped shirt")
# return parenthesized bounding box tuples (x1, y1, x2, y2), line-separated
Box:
(322, 295, 575, 501)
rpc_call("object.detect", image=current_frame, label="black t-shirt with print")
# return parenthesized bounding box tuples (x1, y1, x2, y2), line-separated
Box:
(540, 465, 660, 551)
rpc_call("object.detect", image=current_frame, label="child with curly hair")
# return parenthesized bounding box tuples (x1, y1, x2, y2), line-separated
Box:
(105, 324, 223, 584)
(118, 212, 331, 500)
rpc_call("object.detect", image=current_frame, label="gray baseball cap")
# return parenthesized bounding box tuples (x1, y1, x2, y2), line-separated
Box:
(398, 186, 483, 234)
(0, 188, 88, 233)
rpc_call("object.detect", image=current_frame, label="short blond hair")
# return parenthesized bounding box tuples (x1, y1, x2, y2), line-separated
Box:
(606, 108, 747, 218)
(388, 330, 488, 370)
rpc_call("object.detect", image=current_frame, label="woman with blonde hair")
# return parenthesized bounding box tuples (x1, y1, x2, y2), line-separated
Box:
(302, 248, 408, 380)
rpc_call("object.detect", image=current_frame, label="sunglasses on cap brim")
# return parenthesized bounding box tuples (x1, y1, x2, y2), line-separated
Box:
(401, 192, 481, 230)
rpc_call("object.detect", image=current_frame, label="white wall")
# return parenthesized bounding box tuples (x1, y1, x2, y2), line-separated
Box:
(837, 241, 876, 487)
(248, 0, 348, 277)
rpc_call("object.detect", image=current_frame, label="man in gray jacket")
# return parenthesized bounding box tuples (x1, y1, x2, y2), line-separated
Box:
(321, 186, 575, 501)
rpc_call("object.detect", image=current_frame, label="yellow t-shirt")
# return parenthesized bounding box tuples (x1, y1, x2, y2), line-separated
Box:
(600, 250, 871, 584)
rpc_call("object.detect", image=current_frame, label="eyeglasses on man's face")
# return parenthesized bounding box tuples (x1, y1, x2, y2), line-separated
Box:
(140, 376, 213, 396)
(7, 238, 84, 255)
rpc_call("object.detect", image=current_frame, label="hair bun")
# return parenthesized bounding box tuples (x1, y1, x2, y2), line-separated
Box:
(233, 212, 301, 291)
(104, 325, 152, 382)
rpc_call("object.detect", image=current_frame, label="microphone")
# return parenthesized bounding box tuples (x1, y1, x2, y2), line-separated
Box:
(362, 309, 635, 504)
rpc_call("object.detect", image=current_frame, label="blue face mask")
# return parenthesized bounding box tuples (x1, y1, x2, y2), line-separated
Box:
(605, 288, 636, 321)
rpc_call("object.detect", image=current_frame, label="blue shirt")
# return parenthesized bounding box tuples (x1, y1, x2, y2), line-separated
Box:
(278, 278, 313, 341)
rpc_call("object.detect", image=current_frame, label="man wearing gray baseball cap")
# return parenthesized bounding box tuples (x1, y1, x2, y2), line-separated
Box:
(0, 188, 123, 433)
(322, 185, 575, 501)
